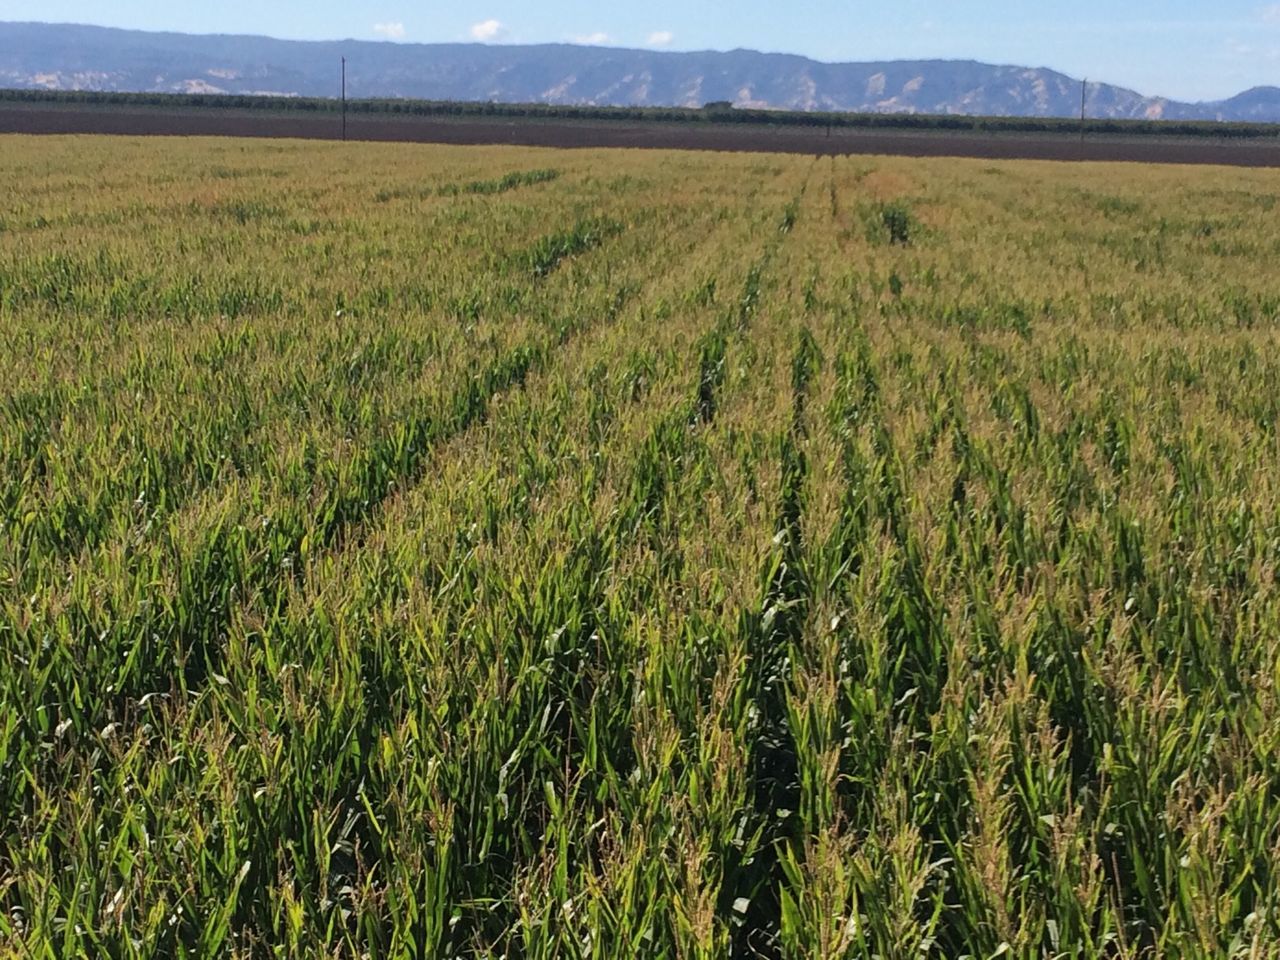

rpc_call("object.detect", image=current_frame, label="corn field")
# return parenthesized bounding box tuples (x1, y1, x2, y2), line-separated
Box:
(2, 136, 1280, 958)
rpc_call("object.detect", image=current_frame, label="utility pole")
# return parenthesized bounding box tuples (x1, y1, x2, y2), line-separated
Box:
(341, 56, 347, 141)
(1080, 78, 1087, 146)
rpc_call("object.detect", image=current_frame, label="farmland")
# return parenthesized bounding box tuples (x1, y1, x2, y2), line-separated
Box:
(6, 99, 1280, 167)
(2, 135, 1280, 957)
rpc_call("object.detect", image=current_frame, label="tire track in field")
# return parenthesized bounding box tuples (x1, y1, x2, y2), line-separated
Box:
(0, 196, 603, 568)
(14, 215, 639, 728)
(0, 159, 624, 563)
(317, 174, 808, 598)
(4, 169, 812, 956)
(691, 169, 810, 428)
(210, 197, 788, 953)
(177, 228, 636, 691)
(0, 217, 650, 950)
(451, 192, 810, 952)
(660, 167, 824, 957)
(730, 325, 821, 960)
(63, 191, 715, 708)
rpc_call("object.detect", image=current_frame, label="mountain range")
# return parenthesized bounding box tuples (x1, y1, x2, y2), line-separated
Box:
(2, 21, 1278, 123)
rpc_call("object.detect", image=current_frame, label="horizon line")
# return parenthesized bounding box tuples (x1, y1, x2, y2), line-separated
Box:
(2, 18, 1274, 107)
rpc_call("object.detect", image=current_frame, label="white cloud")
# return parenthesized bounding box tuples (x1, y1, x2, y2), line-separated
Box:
(572, 31, 612, 45)
(646, 30, 675, 47)
(470, 19, 506, 42)
(373, 22, 406, 40)
(1261, 4, 1280, 23)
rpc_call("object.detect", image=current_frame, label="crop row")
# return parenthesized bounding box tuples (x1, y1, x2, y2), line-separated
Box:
(2, 139, 1280, 957)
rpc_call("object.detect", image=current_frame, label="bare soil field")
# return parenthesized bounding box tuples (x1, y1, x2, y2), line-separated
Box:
(4, 101, 1280, 165)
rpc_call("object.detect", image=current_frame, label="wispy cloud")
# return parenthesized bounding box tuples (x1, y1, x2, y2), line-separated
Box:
(572, 31, 612, 45)
(1261, 4, 1280, 23)
(470, 19, 506, 42)
(372, 22, 406, 40)
(646, 30, 675, 47)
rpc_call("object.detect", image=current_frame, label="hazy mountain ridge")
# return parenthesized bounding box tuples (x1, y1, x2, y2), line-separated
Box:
(3, 21, 1278, 122)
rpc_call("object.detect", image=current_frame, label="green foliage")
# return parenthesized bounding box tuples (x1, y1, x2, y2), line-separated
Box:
(3, 136, 1280, 959)
(445, 167, 562, 196)
(865, 200, 917, 246)
(523, 217, 624, 277)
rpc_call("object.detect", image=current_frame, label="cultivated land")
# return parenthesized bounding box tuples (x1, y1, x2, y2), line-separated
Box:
(2, 136, 1280, 957)
(4, 100, 1280, 167)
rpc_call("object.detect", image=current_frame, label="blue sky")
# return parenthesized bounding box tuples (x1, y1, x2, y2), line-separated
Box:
(5, 1, 1280, 101)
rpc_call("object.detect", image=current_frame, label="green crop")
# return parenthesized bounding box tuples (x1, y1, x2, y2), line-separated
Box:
(1, 137, 1280, 959)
